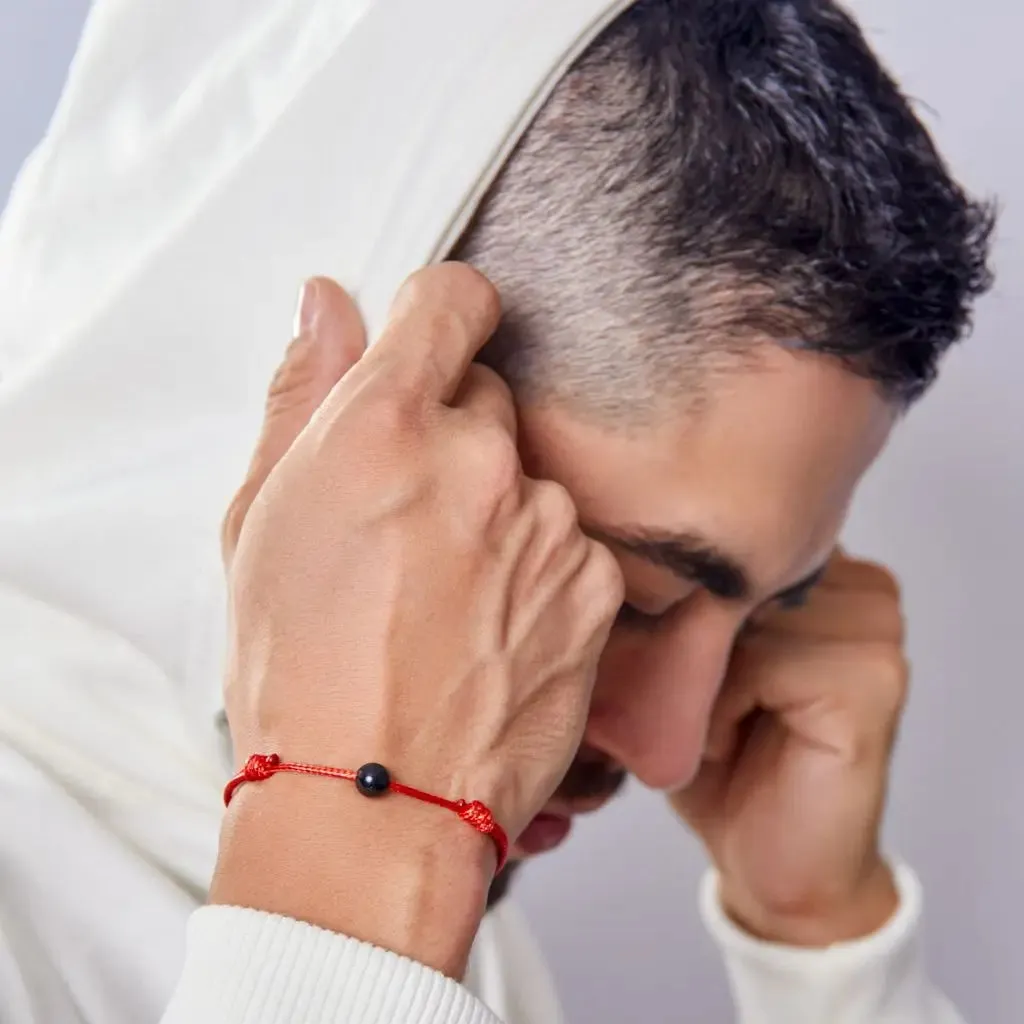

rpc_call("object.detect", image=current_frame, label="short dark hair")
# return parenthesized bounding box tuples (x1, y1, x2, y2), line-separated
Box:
(454, 0, 995, 417)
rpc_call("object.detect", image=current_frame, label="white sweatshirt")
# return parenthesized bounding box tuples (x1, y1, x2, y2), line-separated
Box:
(0, 1, 967, 1020)
(159, 866, 966, 1024)
(0, 720, 964, 1023)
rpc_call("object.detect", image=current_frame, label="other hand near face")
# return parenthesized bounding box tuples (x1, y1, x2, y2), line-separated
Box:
(671, 550, 906, 946)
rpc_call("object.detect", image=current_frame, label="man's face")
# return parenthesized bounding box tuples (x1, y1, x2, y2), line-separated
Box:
(509, 344, 896, 858)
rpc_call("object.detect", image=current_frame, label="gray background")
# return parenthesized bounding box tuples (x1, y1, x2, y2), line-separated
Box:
(2, 2, 1020, 1022)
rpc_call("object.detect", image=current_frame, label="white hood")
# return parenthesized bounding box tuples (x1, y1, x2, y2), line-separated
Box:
(0, 0, 636, 372)
(0, 0, 636, 833)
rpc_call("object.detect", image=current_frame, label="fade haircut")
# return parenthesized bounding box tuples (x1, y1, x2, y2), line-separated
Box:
(453, 0, 995, 421)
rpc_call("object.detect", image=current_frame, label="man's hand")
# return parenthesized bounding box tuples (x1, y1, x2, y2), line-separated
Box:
(213, 265, 623, 977)
(671, 550, 907, 946)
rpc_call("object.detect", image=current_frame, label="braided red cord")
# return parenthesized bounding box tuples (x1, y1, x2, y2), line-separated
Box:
(224, 753, 508, 873)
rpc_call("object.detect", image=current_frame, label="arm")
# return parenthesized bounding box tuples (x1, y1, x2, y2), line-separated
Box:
(207, 775, 491, 979)
(672, 552, 968, 1024)
(159, 269, 620, 1023)
(162, 784, 562, 1024)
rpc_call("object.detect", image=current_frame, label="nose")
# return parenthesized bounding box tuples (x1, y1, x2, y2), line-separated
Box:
(582, 607, 736, 791)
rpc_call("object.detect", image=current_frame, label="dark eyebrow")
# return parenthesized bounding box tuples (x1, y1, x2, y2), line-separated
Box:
(588, 526, 830, 605)
(586, 528, 751, 601)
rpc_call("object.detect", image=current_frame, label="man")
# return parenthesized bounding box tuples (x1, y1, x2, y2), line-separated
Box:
(0, 0, 992, 1021)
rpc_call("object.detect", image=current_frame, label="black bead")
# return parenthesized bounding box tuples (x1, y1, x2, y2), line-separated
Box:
(355, 763, 391, 797)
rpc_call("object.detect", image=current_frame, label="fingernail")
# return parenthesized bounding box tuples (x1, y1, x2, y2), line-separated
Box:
(293, 279, 322, 336)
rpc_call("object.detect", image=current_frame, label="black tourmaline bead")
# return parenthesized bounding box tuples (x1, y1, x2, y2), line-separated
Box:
(355, 763, 391, 797)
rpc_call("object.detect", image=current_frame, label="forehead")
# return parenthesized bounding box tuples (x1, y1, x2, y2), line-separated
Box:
(517, 346, 895, 593)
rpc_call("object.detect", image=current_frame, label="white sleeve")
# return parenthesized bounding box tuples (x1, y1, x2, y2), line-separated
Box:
(160, 907, 505, 1024)
(700, 862, 966, 1024)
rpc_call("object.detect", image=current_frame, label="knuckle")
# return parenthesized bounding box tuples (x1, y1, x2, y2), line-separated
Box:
(456, 421, 520, 500)
(475, 427, 521, 495)
(400, 264, 502, 336)
(468, 273, 503, 331)
(856, 576, 905, 641)
(594, 542, 626, 595)
(465, 362, 513, 408)
(434, 263, 503, 327)
(396, 267, 435, 309)
(869, 563, 902, 599)
(534, 480, 579, 530)
(363, 388, 421, 438)
(586, 542, 626, 614)
(422, 307, 471, 352)
(884, 603, 907, 644)
(866, 644, 911, 709)
(390, 308, 469, 393)
(852, 557, 902, 599)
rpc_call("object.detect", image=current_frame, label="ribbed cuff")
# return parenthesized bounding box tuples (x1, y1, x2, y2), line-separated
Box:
(161, 906, 503, 1024)
(699, 861, 964, 1023)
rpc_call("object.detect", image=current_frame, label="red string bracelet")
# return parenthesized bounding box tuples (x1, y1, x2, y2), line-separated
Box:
(224, 753, 508, 874)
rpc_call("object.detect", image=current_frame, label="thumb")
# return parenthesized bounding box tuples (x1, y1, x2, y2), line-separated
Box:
(222, 277, 367, 562)
(701, 644, 766, 765)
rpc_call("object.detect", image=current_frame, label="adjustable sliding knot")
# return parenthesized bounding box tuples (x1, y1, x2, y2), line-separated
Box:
(244, 753, 281, 781)
(457, 800, 497, 835)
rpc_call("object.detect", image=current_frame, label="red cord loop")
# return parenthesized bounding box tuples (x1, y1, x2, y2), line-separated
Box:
(224, 755, 508, 873)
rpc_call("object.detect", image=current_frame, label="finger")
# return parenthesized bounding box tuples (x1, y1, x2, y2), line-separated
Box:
(702, 633, 855, 763)
(750, 586, 904, 644)
(578, 536, 627, 642)
(516, 476, 624, 638)
(261, 278, 368, 463)
(222, 277, 367, 561)
(452, 363, 518, 443)
(820, 549, 901, 596)
(351, 263, 502, 406)
(702, 664, 761, 764)
(726, 633, 908, 720)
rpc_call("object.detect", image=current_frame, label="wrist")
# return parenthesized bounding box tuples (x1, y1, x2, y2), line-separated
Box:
(719, 857, 900, 947)
(210, 770, 492, 978)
